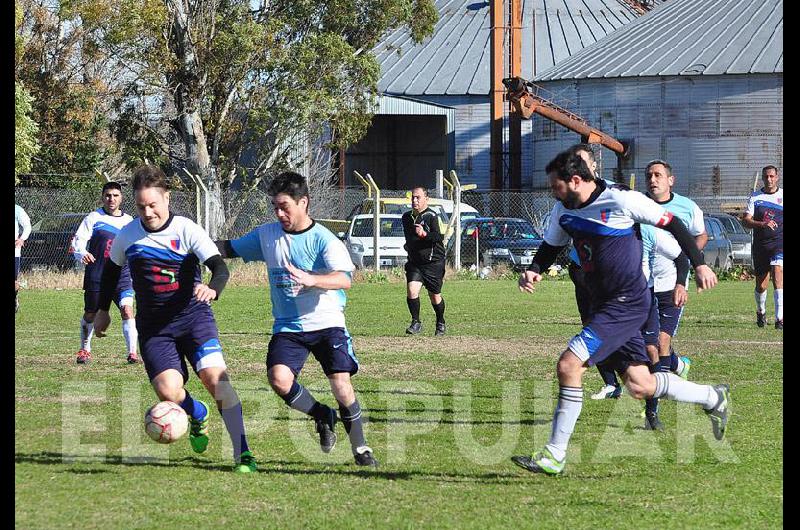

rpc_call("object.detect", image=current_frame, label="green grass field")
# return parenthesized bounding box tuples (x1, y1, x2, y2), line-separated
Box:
(15, 280, 783, 528)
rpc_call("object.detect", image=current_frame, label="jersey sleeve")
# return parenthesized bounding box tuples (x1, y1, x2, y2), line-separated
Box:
(16, 207, 32, 240)
(542, 203, 571, 246)
(621, 190, 673, 228)
(70, 213, 96, 260)
(109, 228, 128, 266)
(184, 220, 221, 263)
(320, 232, 355, 273)
(653, 229, 681, 260)
(745, 194, 756, 216)
(230, 228, 265, 263)
(689, 204, 705, 235)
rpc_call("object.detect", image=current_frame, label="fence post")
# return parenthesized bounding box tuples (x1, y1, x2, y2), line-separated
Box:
(436, 170, 444, 198)
(183, 168, 209, 233)
(364, 173, 381, 273)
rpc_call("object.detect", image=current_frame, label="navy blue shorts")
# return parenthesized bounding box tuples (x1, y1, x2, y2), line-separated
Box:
(84, 288, 135, 313)
(268, 327, 358, 376)
(655, 290, 684, 337)
(642, 289, 660, 347)
(752, 243, 783, 275)
(138, 304, 226, 382)
(15, 257, 20, 281)
(568, 292, 651, 374)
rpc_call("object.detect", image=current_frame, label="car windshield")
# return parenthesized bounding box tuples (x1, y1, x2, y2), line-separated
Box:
(351, 218, 405, 237)
(468, 220, 540, 240)
(718, 216, 745, 234)
(37, 215, 83, 232)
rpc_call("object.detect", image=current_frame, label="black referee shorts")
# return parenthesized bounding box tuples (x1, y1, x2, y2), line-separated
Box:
(405, 260, 445, 295)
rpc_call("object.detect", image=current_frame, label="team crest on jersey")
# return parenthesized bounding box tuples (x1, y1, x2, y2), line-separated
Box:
(600, 209, 611, 223)
(170, 238, 181, 250)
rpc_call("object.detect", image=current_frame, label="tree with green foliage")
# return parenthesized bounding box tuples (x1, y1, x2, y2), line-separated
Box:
(15, 82, 40, 181)
(51, 0, 437, 235)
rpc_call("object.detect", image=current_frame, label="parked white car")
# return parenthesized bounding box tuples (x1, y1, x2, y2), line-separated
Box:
(346, 214, 408, 269)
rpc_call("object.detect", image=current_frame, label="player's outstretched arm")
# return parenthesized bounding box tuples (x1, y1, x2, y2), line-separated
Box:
(661, 217, 717, 292)
(517, 242, 564, 294)
(214, 240, 240, 259)
(286, 262, 351, 290)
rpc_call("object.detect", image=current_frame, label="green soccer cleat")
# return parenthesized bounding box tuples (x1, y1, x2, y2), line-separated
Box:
(511, 447, 565, 476)
(234, 450, 257, 473)
(677, 356, 692, 380)
(705, 384, 730, 440)
(188, 400, 210, 454)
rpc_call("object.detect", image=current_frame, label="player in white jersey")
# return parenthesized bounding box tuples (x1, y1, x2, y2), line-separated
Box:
(742, 165, 783, 329)
(639, 224, 690, 431)
(215, 172, 378, 467)
(15, 203, 31, 313)
(92, 165, 257, 473)
(511, 150, 729, 476)
(643, 160, 705, 425)
(70, 182, 139, 364)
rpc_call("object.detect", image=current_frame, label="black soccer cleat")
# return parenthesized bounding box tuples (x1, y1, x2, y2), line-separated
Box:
(705, 384, 730, 441)
(756, 312, 766, 328)
(354, 446, 378, 467)
(644, 411, 664, 431)
(406, 320, 422, 335)
(775, 319, 783, 330)
(434, 322, 446, 336)
(315, 406, 337, 453)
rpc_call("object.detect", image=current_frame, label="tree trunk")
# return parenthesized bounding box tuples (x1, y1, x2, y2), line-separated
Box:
(167, 0, 224, 237)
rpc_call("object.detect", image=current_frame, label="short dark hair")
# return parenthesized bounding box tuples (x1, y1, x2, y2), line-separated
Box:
(131, 165, 170, 192)
(410, 186, 429, 196)
(101, 181, 123, 193)
(267, 171, 309, 202)
(762, 165, 779, 175)
(567, 143, 596, 161)
(645, 159, 672, 176)
(545, 150, 594, 183)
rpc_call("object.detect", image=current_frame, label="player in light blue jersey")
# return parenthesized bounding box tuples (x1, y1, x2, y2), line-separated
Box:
(70, 182, 139, 365)
(643, 160, 705, 425)
(511, 150, 728, 476)
(93, 165, 257, 473)
(742, 165, 783, 329)
(15, 203, 31, 313)
(215, 172, 377, 467)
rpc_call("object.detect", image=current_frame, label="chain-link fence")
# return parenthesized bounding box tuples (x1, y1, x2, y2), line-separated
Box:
(14, 182, 750, 272)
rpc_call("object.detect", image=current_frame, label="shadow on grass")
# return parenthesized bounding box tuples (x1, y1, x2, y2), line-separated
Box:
(15, 451, 539, 484)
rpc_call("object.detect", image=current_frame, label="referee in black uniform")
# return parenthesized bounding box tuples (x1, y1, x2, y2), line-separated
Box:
(402, 186, 447, 336)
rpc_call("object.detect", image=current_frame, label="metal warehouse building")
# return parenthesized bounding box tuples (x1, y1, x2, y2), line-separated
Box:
(533, 0, 783, 196)
(348, 0, 782, 194)
(345, 0, 648, 190)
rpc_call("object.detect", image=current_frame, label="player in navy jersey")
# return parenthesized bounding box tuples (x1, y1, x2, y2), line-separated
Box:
(92, 165, 257, 473)
(215, 172, 378, 467)
(70, 182, 139, 364)
(742, 165, 783, 329)
(511, 150, 730, 476)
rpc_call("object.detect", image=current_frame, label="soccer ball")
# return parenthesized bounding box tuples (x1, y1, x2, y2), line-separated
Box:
(144, 401, 189, 444)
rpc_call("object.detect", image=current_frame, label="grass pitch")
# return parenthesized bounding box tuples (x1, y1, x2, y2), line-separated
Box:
(15, 279, 782, 528)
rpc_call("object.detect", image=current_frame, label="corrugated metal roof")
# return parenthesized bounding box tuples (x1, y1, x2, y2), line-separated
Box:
(535, 0, 783, 80)
(375, 0, 641, 96)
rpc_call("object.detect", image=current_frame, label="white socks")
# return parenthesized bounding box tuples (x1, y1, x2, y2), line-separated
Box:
(122, 318, 138, 354)
(546, 386, 583, 461)
(774, 289, 783, 321)
(755, 289, 767, 314)
(80, 318, 94, 351)
(653, 372, 718, 409)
